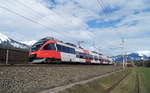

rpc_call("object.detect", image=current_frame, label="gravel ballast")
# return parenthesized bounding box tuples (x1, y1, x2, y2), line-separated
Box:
(0, 64, 121, 93)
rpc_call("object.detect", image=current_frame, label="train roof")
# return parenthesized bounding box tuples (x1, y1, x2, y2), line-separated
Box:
(39, 37, 56, 41)
(65, 42, 77, 47)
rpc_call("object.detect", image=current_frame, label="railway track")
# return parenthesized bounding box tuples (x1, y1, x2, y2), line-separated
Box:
(0, 63, 114, 67)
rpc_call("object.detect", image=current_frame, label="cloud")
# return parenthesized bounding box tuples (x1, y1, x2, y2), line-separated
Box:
(0, 0, 149, 56)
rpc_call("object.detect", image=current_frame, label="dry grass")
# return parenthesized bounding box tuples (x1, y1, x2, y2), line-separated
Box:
(58, 69, 130, 93)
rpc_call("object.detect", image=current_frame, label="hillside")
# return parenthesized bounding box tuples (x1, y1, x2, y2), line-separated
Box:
(0, 33, 29, 49)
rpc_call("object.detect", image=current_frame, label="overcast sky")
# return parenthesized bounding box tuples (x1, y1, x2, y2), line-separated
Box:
(0, 0, 150, 56)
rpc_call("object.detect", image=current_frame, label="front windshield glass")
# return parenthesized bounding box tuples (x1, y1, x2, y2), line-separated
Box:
(31, 43, 43, 52)
(31, 39, 48, 51)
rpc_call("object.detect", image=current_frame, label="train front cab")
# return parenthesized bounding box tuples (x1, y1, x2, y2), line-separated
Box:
(29, 40, 61, 63)
(29, 40, 77, 63)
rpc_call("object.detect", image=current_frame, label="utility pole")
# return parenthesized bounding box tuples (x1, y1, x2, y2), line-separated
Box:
(141, 53, 145, 67)
(6, 49, 9, 65)
(121, 38, 126, 69)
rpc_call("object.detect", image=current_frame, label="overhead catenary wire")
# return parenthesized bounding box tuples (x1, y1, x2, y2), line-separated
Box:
(95, 0, 119, 40)
(95, 0, 123, 46)
(14, 0, 88, 30)
(95, 0, 127, 67)
(14, 0, 44, 19)
(1, 0, 70, 33)
(14, 0, 91, 32)
(96, 0, 108, 18)
(14, 0, 66, 20)
(96, 0, 123, 38)
(0, 5, 56, 35)
(10, 0, 61, 29)
(94, 0, 118, 49)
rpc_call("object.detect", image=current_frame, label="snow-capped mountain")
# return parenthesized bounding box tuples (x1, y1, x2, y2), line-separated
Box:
(0, 33, 29, 49)
(22, 40, 37, 46)
(0, 33, 10, 43)
(113, 51, 150, 62)
(137, 51, 150, 56)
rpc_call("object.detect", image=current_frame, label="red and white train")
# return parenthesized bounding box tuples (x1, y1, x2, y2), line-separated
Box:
(29, 37, 114, 64)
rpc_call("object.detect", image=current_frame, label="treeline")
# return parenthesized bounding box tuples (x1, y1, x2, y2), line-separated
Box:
(134, 60, 150, 67)
(127, 60, 150, 67)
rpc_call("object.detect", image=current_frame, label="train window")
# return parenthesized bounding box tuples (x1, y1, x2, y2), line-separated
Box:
(76, 52, 84, 58)
(76, 54, 80, 58)
(85, 54, 91, 59)
(31, 43, 43, 51)
(68, 48, 71, 53)
(89, 55, 93, 60)
(56, 44, 75, 54)
(108, 60, 111, 62)
(62, 46, 67, 52)
(57, 44, 61, 51)
(94, 56, 98, 60)
(84, 54, 89, 59)
(99, 58, 102, 61)
(81, 53, 84, 58)
(56, 44, 64, 52)
(69, 48, 75, 54)
(76, 52, 80, 58)
(43, 43, 56, 50)
(73, 49, 76, 54)
(31, 39, 49, 52)
(66, 47, 70, 53)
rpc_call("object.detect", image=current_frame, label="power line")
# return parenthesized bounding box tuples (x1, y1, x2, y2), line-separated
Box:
(95, 0, 123, 42)
(95, 0, 127, 68)
(14, 0, 75, 27)
(15, 0, 44, 19)
(0, 5, 56, 33)
(14, 0, 90, 32)
(12, 0, 60, 28)
(121, 38, 126, 69)
(96, 0, 108, 17)
(2, 0, 69, 32)
(15, 0, 66, 20)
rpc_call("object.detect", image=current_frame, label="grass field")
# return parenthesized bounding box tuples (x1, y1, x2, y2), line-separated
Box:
(138, 67, 150, 93)
(112, 67, 150, 93)
(58, 69, 131, 93)
(59, 67, 150, 93)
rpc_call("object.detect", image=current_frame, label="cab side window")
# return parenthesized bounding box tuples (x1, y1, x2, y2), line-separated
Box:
(43, 43, 56, 50)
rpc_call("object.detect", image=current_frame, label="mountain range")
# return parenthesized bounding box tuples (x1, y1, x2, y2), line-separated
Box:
(112, 51, 150, 62)
(0, 33, 29, 49)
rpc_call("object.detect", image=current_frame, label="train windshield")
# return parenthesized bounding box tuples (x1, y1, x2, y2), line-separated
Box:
(31, 39, 48, 51)
(31, 43, 43, 52)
